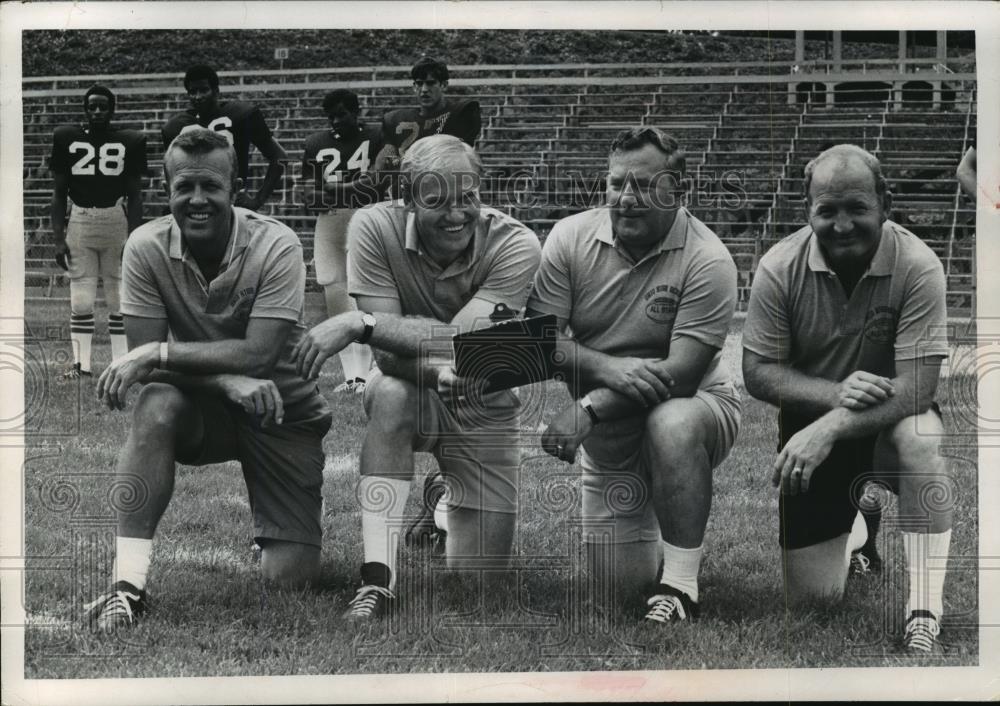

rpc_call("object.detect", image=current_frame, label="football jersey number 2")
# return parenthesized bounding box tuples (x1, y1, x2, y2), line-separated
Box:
(69, 141, 126, 176)
(316, 141, 371, 182)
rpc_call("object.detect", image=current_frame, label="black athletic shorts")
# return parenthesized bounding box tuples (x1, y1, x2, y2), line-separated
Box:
(777, 402, 941, 550)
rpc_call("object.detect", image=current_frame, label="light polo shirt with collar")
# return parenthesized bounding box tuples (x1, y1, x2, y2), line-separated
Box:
(120, 206, 316, 406)
(743, 220, 949, 382)
(527, 206, 738, 392)
(347, 200, 541, 321)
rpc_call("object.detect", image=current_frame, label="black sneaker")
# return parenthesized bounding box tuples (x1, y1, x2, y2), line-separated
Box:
(345, 562, 394, 622)
(84, 580, 147, 631)
(405, 472, 447, 553)
(643, 583, 699, 623)
(60, 363, 93, 380)
(902, 610, 945, 655)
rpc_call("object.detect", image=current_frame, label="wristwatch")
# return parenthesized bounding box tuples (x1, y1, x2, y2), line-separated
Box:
(357, 312, 376, 344)
(579, 394, 600, 425)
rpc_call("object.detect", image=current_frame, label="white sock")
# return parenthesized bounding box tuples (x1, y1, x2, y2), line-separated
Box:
(338, 342, 363, 381)
(658, 541, 704, 602)
(433, 498, 449, 534)
(360, 476, 411, 589)
(112, 536, 152, 590)
(903, 529, 952, 620)
(69, 314, 94, 371)
(108, 313, 127, 361)
(846, 511, 869, 558)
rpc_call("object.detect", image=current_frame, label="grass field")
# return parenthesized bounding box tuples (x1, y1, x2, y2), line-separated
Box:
(19, 295, 979, 677)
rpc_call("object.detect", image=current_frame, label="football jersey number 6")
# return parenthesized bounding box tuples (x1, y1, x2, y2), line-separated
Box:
(179, 117, 234, 145)
(317, 141, 370, 183)
(69, 141, 126, 176)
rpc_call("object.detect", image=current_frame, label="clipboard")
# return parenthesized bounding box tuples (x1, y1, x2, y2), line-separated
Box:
(452, 314, 559, 393)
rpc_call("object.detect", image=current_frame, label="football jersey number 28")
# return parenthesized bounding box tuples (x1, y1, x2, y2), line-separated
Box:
(316, 141, 371, 183)
(69, 141, 126, 176)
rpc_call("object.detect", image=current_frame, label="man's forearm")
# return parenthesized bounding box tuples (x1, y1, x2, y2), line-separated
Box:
(552, 335, 638, 390)
(253, 160, 285, 207)
(366, 312, 457, 360)
(818, 382, 927, 442)
(373, 350, 441, 389)
(126, 195, 143, 233)
(164, 339, 280, 378)
(746, 361, 839, 417)
(51, 193, 67, 242)
(143, 369, 227, 393)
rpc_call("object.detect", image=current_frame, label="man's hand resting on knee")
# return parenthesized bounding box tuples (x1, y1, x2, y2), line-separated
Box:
(97, 341, 159, 410)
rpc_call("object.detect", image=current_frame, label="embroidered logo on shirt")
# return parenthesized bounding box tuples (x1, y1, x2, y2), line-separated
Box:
(231, 287, 256, 323)
(643, 285, 680, 324)
(864, 306, 898, 345)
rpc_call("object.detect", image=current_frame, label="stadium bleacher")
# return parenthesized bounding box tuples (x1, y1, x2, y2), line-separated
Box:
(21, 59, 977, 311)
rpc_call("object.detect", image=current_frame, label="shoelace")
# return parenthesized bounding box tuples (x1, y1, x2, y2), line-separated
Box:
(851, 553, 871, 574)
(903, 616, 940, 652)
(644, 594, 687, 622)
(347, 585, 394, 618)
(84, 589, 141, 625)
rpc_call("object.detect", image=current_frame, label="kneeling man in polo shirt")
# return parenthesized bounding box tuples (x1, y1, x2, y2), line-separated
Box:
(526, 127, 741, 624)
(293, 134, 541, 622)
(742, 144, 953, 654)
(86, 128, 332, 630)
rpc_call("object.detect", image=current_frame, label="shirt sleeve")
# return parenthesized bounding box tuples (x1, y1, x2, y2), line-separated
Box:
(120, 234, 168, 319)
(526, 221, 574, 321)
(347, 207, 402, 301)
(246, 107, 273, 148)
(249, 232, 305, 322)
(671, 246, 737, 350)
(450, 101, 481, 147)
(743, 256, 792, 361)
(474, 219, 542, 311)
(49, 129, 70, 174)
(895, 262, 949, 361)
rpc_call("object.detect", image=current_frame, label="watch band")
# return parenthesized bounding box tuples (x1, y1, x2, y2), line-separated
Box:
(159, 341, 169, 370)
(357, 312, 375, 344)
(579, 394, 600, 425)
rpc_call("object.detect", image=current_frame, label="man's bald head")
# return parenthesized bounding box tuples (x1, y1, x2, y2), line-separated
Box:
(803, 144, 889, 205)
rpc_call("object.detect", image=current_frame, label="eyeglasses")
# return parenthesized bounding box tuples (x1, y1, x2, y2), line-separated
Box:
(412, 79, 440, 88)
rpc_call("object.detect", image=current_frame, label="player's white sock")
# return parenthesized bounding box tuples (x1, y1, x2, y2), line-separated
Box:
(658, 541, 703, 602)
(846, 511, 869, 558)
(433, 498, 449, 534)
(108, 313, 127, 362)
(70, 314, 94, 371)
(360, 476, 411, 589)
(339, 343, 368, 382)
(903, 529, 951, 620)
(112, 536, 152, 590)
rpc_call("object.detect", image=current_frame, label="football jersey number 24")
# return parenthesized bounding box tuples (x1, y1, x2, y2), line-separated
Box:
(316, 141, 371, 182)
(69, 141, 126, 177)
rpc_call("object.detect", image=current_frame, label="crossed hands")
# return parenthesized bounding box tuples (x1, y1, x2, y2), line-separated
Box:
(598, 357, 674, 407)
(773, 370, 894, 495)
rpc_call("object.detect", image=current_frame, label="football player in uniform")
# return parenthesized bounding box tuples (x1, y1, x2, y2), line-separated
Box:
(376, 57, 481, 170)
(161, 64, 286, 211)
(50, 84, 147, 378)
(299, 89, 385, 393)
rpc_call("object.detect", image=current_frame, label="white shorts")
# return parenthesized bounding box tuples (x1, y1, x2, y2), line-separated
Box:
(313, 209, 357, 286)
(579, 382, 742, 544)
(66, 203, 128, 282)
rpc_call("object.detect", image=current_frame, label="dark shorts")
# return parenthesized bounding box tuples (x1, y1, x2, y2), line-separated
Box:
(177, 391, 332, 548)
(777, 402, 941, 550)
